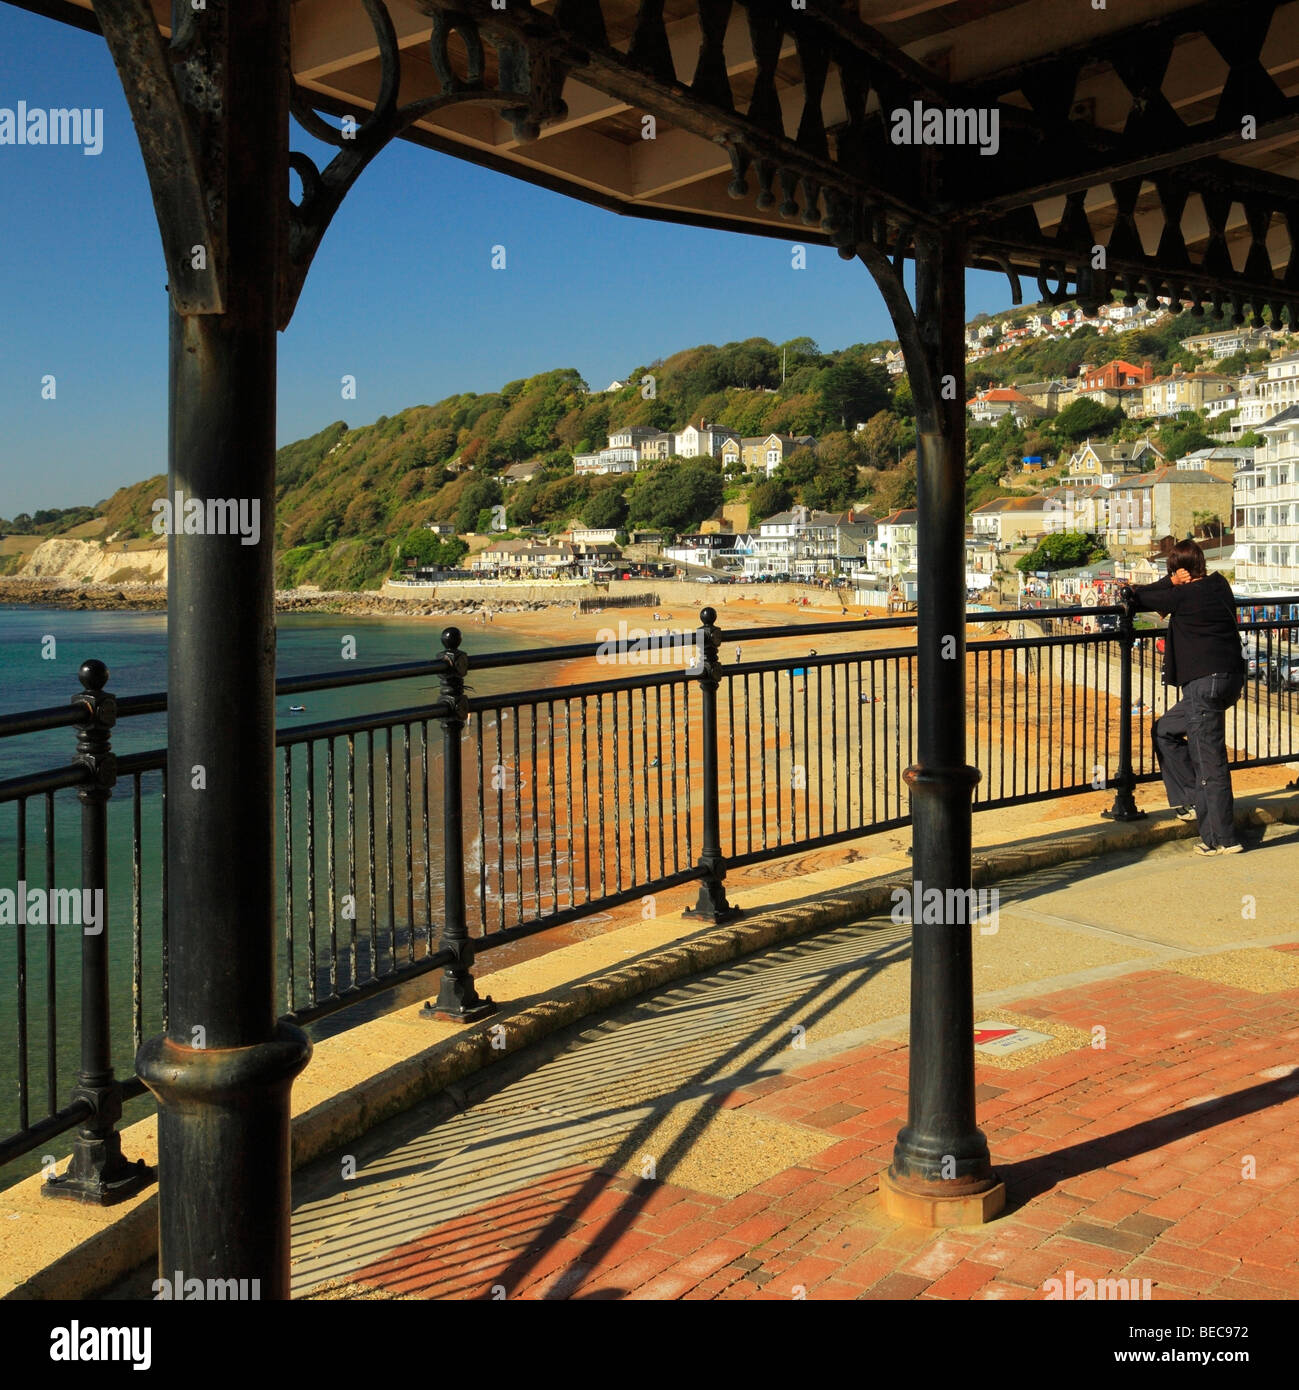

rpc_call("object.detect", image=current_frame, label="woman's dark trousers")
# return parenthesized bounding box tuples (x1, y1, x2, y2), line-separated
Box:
(1152, 672, 1244, 848)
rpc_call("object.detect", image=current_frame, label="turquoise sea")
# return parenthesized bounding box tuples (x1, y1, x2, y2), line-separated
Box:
(0, 605, 539, 1189)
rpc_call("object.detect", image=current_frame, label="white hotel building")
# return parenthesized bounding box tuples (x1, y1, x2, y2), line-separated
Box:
(1233, 404, 1299, 592)
(1236, 354, 1299, 432)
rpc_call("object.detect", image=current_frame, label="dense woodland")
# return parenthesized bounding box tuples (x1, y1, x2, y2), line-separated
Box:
(11, 308, 1248, 591)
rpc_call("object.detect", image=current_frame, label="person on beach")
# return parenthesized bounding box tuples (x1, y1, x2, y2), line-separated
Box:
(1120, 539, 1246, 855)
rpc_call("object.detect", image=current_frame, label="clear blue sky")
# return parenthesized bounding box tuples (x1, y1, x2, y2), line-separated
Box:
(0, 4, 1014, 517)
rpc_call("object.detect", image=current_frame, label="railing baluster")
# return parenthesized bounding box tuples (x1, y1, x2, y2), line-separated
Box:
(759, 668, 769, 852)
(385, 728, 395, 967)
(496, 711, 506, 932)
(550, 700, 560, 913)
(402, 724, 413, 965)
(831, 661, 839, 835)
(655, 686, 666, 877)
(367, 729, 378, 982)
(580, 697, 592, 899)
(327, 739, 339, 993)
(597, 694, 607, 899)
(160, 772, 169, 1033)
(347, 735, 358, 988)
(475, 713, 487, 935)
(566, 698, 577, 907)
(15, 797, 29, 1135)
(131, 772, 143, 1051)
(530, 703, 541, 916)
(306, 741, 318, 1005)
(512, 704, 523, 926)
(641, 688, 651, 883)
(613, 692, 623, 894)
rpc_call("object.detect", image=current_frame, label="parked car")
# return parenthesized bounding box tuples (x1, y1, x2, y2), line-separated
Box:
(1243, 641, 1281, 681)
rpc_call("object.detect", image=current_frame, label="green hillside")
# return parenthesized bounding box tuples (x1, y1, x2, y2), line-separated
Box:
(78, 340, 915, 590)
(17, 309, 1242, 592)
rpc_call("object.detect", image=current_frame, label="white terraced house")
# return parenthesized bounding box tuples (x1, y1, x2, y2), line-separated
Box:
(742, 507, 874, 579)
(673, 421, 740, 459)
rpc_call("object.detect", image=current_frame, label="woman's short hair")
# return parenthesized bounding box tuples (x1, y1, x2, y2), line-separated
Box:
(1167, 537, 1206, 578)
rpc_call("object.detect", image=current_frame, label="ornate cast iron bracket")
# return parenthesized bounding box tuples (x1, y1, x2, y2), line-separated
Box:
(96, 0, 572, 328)
(281, 1, 572, 326)
(92, 0, 226, 314)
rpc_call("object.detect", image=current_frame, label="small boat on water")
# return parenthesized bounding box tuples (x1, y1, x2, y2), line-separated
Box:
(288, 705, 307, 713)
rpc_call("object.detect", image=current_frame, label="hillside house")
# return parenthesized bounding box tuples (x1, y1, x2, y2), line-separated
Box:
(966, 387, 1044, 424)
(970, 495, 1068, 544)
(1137, 369, 1236, 419)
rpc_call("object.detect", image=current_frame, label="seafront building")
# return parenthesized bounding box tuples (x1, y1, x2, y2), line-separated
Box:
(1233, 405, 1299, 592)
(739, 506, 875, 579)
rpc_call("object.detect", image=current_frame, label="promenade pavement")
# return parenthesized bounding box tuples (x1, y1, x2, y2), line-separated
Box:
(287, 817, 1299, 1302)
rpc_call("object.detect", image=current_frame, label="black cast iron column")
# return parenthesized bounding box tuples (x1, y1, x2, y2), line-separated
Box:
(135, 0, 310, 1298)
(889, 226, 995, 1196)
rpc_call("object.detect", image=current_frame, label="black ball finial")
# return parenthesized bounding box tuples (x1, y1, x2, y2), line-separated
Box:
(79, 659, 109, 692)
(441, 626, 462, 651)
(700, 606, 717, 625)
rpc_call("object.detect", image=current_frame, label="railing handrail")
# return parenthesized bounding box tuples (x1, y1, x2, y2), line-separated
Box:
(5, 596, 1298, 743)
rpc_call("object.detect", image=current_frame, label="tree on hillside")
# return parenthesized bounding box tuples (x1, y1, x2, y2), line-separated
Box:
(581, 486, 629, 529)
(871, 452, 917, 511)
(1155, 415, 1216, 461)
(341, 492, 383, 537)
(393, 529, 468, 572)
(625, 459, 723, 535)
(454, 474, 504, 533)
(856, 411, 907, 471)
(1052, 398, 1125, 443)
(1016, 532, 1106, 573)
(802, 451, 861, 511)
(779, 337, 823, 373)
(719, 339, 780, 390)
(776, 444, 820, 491)
(893, 376, 914, 418)
(820, 360, 892, 429)
(748, 477, 793, 521)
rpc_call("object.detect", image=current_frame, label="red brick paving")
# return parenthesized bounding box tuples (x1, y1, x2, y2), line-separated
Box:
(342, 965, 1299, 1300)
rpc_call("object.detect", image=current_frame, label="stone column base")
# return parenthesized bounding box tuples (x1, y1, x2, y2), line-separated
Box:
(879, 1169, 1006, 1227)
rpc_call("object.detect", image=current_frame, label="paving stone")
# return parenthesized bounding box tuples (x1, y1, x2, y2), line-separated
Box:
(289, 826, 1299, 1303)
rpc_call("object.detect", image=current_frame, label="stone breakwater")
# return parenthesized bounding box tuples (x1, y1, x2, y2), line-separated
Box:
(0, 578, 168, 611)
(0, 577, 566, 617)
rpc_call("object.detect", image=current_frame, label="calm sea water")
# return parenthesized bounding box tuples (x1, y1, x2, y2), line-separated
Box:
(0, 605, 539, 1189)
